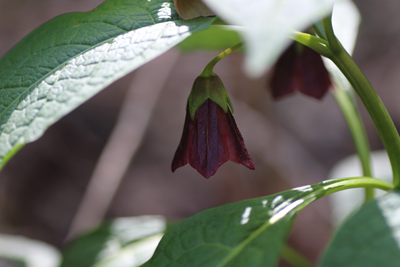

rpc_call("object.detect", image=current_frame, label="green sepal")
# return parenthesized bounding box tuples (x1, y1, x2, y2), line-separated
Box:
(187, 73, 234, 120)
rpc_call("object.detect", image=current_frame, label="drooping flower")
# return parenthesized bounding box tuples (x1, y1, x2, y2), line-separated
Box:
(172, 74, 255, 178)
(269, 42, 332, 100)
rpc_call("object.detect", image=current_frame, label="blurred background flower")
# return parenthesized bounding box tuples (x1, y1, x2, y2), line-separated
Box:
(268, 42, 331, 100)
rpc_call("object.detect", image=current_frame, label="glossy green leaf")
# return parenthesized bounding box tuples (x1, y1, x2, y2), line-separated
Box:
(61, 216, 166, 267)
(143, 177, 391, 267)
(202, 0, 346, 77)
(143, 201, 294, 267)
(319, 191, 400, 267)
(0, 0, 215, 169)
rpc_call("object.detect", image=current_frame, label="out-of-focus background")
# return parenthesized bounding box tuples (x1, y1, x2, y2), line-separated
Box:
(0, 0, 399, 265)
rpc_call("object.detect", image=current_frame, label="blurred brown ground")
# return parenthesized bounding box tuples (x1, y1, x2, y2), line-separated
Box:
(0, 0, 398, 265)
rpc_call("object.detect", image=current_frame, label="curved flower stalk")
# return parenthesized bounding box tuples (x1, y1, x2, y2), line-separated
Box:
(269, 42, 332, 100)
(172, 74, 255, 178)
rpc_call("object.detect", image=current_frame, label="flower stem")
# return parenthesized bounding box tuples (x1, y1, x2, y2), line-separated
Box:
(332, 86, 374, 201)
(313, 22, 328, 40)
(319, 177, 392, 196)
(201, 42, 245, 76)
(323, 16, 400, 189)
(322, 15, 341, 53)
(364, 186, 375, 202)
(291, 32, 332, 58)
(281, 245, 312, 267)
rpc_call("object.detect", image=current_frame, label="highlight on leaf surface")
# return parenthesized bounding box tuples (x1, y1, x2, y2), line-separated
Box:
(0, 0, 216, 170)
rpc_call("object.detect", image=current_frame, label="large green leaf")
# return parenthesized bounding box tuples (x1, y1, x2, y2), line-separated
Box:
(143, 177, 391, 267)
(143, 199, 294, 267)
(0, 0, 215, 169)
(202, 0, 348, 77)
(319, 191, 400, 267)
(61, 216, 166, 267)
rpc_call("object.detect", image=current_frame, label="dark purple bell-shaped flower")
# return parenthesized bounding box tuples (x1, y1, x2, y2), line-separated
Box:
(269, 42, 332, 100)
(172, 74, 255, 178)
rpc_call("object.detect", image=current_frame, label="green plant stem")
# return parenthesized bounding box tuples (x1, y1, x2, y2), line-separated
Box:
(364, 185, 375, 201)
(320, 177, 392, 197)
(322, 15, 341, 53)
(291, 32, 332, 58)
(323, 17, 400, 189)
(312, 22, 328, 40)
(266, 177, 392, 232)
(200, 42, 244, 76)
(281, 245, 312, 267)
(292, 31, 375, 199)
(332, 87, 374, 202)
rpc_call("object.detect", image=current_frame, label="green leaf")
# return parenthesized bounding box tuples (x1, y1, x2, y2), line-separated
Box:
(143, 199, 294, 267)
(143, 177, 392, 267)
(202, 0, 345, 77)
(0, 0, 215, 169)
(319, 191, 400, 267)
(61, 216, 166, 267)
(177, 25, 243, 52)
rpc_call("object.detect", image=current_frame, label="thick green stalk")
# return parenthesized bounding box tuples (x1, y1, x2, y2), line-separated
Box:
(292, 32, 376, 197)
(364, 185, 375, 202)
(323, 18, 400, 189)
(322, 15, 341, 53)
(319, 177, 392, 196)
(290, 32, 332, 58)
(332, 87, 374, 201)
(313, 22, 328, 40)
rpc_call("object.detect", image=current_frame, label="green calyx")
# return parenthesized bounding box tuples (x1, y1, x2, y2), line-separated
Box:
(187, 72, 234, 120)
